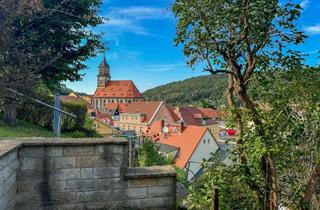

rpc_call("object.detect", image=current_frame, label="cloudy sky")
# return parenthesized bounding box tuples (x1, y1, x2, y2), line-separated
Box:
(66, 0, 320, 94)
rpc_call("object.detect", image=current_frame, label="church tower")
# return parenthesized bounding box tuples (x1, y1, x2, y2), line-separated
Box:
(97, 55, 111, 88)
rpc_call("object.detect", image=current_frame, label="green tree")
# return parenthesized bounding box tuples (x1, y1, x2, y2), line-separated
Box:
(0, 0, 103, 126)
(248, 68, 320, 209)
(173, 0, 311, 209)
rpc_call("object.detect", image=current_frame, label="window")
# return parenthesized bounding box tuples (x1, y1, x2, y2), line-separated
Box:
(203, 139, 206, 144)
(207, 139, 210, 144)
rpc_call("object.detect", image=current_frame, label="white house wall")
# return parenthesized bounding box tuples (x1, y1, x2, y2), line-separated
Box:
(186, 130, 219, 180)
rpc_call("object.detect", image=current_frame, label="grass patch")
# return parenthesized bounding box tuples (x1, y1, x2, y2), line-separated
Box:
(0, 120, 54, 138)
(0, 120, 103, 138)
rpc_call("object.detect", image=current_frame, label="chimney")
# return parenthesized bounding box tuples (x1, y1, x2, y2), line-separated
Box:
(179, 121, 185, 134)
(160, 119, 165, 132)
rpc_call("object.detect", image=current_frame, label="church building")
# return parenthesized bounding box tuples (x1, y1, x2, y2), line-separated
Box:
(92, 56, 144, 110)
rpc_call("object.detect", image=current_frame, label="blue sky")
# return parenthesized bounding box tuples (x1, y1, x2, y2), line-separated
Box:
(66, 0, 320, 94)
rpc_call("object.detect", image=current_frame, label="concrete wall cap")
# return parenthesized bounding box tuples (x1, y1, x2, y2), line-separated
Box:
(125, 165, 177, 179)
(0, 138, 127, 158)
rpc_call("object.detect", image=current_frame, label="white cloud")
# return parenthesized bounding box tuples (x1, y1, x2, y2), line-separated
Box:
(102, 6, 172, 36)
(304, 24, 320, 35)
(145, 63, 185, 72)
(109, 6, 171, 20)
(300, 0, 310, 9)
(103, 18, 152, 35)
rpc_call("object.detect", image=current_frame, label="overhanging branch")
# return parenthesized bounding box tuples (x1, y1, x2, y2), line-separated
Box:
(203, 68, 236, 76)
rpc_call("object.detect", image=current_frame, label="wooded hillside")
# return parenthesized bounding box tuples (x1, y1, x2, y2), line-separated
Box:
(143, 74, 227, 107)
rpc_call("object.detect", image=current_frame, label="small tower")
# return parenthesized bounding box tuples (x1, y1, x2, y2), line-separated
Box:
(97, 55, 111, 88)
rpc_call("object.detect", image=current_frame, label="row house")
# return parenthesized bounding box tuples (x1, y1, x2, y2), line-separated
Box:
(112, 101, 179, 135)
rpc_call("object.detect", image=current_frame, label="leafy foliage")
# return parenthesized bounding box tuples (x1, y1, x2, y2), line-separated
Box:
(184, 154, 260, 210)
(0, 0, 103, 125)
(173, 0, 312, 208)
(183, 68, 320, 209)
(143, 75, 227, 107)
(16, 83, 99, 137)
(247, 68, 320, 208)
(137, 139, 168, 167)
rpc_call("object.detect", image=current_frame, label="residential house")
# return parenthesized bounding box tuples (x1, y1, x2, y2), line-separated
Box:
(174, 106, 224, 140)
(92, 113, 119, 136)
(147, 120, 220, 181)
(114, 101, 179, 135)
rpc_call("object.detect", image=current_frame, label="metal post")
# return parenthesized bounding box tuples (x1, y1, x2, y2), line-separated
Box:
(129, 138, 132, 167)
(186, 162, 191, 181)
(53, 93, 61, 137)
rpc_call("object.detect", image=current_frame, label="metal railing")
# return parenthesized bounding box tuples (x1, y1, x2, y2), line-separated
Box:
(6, 88, 76, 137)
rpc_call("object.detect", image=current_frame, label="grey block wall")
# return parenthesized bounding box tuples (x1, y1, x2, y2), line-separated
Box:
(0, 150, 18, 210)
(0, 139, 176, 210)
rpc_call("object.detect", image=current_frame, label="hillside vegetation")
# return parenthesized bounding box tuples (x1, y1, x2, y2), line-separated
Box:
(143, 74, 228, 107)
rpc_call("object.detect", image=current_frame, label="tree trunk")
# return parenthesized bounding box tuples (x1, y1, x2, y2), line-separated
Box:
(300, 164, 320, 209)
(262, 155, 278, 210)
(211, 187, 219, 210)
(3, 103, 17, 126)
(234, 81, 278, 210)
(226, 75, 265, 205)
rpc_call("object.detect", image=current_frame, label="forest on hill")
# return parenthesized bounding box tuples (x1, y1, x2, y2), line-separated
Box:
(143, 74, 228, 107)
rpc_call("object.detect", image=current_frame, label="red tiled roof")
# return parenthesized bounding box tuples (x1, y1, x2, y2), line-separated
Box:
(60, 96, 93, 110)
(175, 106, 220, 126)
(123, 101, 162, 123)
(147, 121, 209, 168)
(105, 103, 129, 113)
(96, 112, 114, 126)
(93, 80, 143, 99)
(167, 105, 181, 122)
(198, 108, 223, 118)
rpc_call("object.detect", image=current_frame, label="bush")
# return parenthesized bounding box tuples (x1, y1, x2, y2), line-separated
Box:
(61, 100, 87, 132)
(137, 139, 168, 167)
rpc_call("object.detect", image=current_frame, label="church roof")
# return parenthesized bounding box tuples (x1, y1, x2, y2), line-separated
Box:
(93, 80, 144, 99)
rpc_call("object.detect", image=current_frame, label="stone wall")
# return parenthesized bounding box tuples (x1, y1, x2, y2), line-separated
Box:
(0, 138, 176, 210)
(0, 150, 18, 210)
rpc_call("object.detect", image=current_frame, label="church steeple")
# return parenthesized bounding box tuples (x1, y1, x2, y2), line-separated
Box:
(97, 54, 111, 88)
